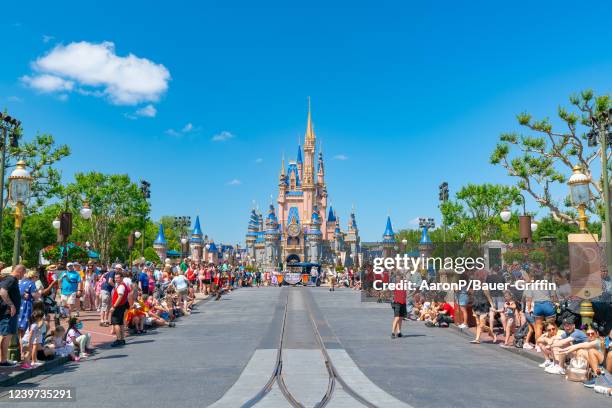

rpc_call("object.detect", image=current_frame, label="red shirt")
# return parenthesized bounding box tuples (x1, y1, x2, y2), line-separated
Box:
(439, 302, 455, 319)
(186, 268, 196, 282)
(393, 288, 406, 305)
(112, 282, 129, 306)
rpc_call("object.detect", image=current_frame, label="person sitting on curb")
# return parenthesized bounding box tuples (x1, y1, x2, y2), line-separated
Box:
(559, 324, 609, 388)
(537, 323, 565, 369)
(546, 316, 588, 375)
(65, 317, 93, 359)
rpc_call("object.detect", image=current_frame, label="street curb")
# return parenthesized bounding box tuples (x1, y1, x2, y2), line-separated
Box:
(0, 356, 70, 387)
(0, 293, 213, 388)
(448, 324, 543, 364)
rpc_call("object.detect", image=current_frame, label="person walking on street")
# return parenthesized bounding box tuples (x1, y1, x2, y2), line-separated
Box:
(391, 273, 407, 338)
(110, 267, 130, 347)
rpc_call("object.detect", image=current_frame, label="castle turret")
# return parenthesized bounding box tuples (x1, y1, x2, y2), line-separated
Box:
(153, 224, 167, 262)
(246, 209, 259, 263)
(190, 216, 204, 262)
(345, 208, 360, 268)
(264, 204, 281, 269)
(306, 207, 323, 264)
(382, 216, 396, 258)
(297, 144, 303, 181)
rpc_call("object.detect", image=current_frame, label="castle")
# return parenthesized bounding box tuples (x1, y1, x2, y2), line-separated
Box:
(246, 101, 361, 271)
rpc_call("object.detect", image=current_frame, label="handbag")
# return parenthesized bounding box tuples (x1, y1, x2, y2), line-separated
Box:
(565, 356, 589, 382)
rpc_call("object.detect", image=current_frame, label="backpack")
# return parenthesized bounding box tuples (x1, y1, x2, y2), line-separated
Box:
(565, 356, 589, 382)
(513, 322, 530, 348)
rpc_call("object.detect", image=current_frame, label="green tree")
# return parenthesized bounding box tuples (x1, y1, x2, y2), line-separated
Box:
(440, 183, 521, 243)
(490, 90, 612, 225)
(63, 172, 149, 263)
(7, 129, 71, 209)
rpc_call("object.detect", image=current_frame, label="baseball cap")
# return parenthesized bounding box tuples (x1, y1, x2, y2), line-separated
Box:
(66, 262, 75, 267)
(562, 316, 576, 325)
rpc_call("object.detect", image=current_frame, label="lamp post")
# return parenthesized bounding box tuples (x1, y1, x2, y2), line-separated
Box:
(0, 112, 21, 254)
(140, 180, 150, 257)
(7, 160, 31, 362)
(500, 193, 532, 243)
(401, 238, 408, 254)
(174, 215, 191, 259)
(8, 160, 32, 266)
(181, 237, 188, 259)
(568, 165, 591, 233)
(52, 196, 92, 265)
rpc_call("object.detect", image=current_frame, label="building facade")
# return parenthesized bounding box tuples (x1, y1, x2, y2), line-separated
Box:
(246, 102, 360, 270)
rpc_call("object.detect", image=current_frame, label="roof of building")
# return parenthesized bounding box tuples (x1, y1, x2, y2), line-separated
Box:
(154, 224, 167, 245)
(191, 216, 203, 243)
(297, 144, 303, 164)
(327, 206, 336, 222)
(382, 216, 395, 243)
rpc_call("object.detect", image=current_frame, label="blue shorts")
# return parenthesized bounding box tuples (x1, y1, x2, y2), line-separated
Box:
(457, 293, 469, 307)
(533, 301, 556, 318)
(0, 315, 18, 336)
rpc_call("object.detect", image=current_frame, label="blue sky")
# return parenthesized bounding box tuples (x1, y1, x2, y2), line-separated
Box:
(1, 1, 612, 244)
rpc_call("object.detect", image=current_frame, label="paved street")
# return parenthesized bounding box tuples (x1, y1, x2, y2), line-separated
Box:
(1, 287, 609, 408)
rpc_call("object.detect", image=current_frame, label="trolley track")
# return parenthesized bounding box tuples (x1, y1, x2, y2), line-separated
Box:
(242, 288, 378, 408)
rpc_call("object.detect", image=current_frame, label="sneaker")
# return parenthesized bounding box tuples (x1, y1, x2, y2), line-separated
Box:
(0, 361, 16, 367)
(538, 360, 553, 368)
(391, 333, 396, 339)
(535, 346, 542, 353)
(20, 362, 32, 369)
(594, 385, 612, 396)
(545, 365, 565, 375)
(522, 343, 534, 350)
(583, 377, 597, 388)
(458, 323, 468, 329)
(110, 340, 124, 348)
(397, 333, 403, 338)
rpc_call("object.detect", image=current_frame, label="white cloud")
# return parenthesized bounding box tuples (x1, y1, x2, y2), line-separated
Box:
(255, 158, 263, 164)
(211, 131, 235, 142)
(408, 217, 421, 226)
(165, 122, 199, 136)
(42, 35, 54, 43)
(21, 74, 74, 93)
(227, 179, 241, 186)
(23, 41, 170, 105)
(135, 104, 157, 118)
(165, 128, 181, 137)
(333, 154, 349, 161)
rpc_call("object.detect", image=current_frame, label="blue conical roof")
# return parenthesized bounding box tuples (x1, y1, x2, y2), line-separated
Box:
(382, 216, 395, 243)
(154, 224, 167, 245)
(192, 216, 203, 236)
(327, 206, 336, 222)
(297, 144, 303, 164)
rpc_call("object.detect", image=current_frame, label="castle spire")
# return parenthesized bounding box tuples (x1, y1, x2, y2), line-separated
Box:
(281, 154, 285, 176)
(305, 96, 315, 143)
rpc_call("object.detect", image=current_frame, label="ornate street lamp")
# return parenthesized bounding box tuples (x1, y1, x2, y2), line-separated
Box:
(531, 221, 538, 233)
(52, 218, 61, 230)
(568, 165, 591, 232)
(80, 201, 92, 220)
(8, 160, 32, 266)
(500, 208, 512, 223)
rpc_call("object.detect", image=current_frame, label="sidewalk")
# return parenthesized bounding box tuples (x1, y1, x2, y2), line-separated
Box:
(448, 321, 543, 363)
(0, 292, 210, 387)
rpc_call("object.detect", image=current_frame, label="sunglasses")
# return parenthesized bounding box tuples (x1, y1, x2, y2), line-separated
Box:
(586, 332, 596, 336)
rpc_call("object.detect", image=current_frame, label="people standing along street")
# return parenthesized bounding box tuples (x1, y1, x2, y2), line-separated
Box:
(470, 275, 496, 345)
(99, 265, 116, 327)
(110, 267, 130, 347)
(18, 269, 41, 356)
(58, 263, 83, 318)
(83, 263, 97, 311)
(0, 265, 25, 366)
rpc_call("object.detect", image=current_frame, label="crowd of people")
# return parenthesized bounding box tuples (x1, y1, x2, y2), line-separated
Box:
(0, 257, 265, 372)
(385, 261, 612, 396)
